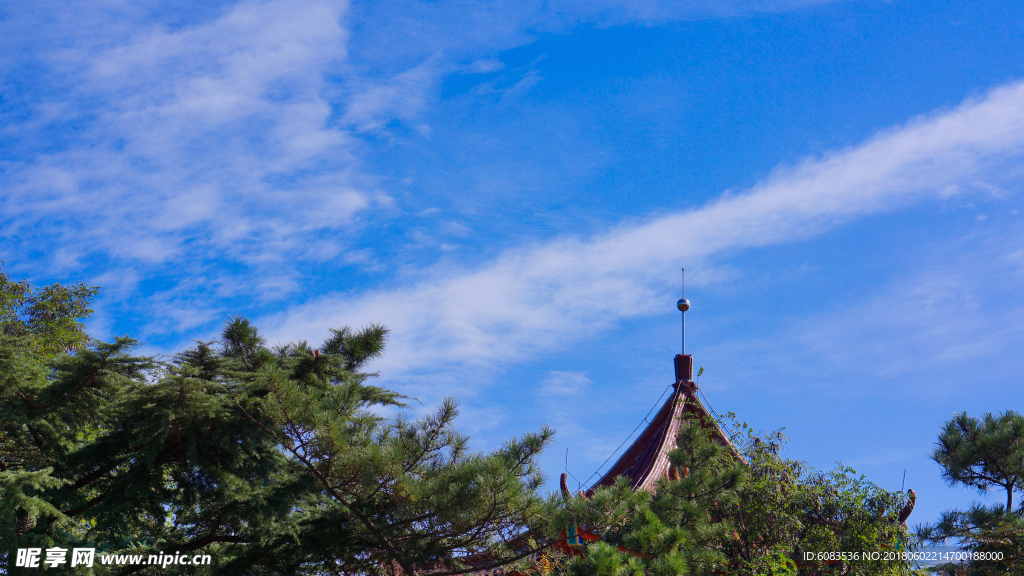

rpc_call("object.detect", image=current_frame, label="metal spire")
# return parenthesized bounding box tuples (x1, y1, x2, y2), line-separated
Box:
(676, 268, 690, 354)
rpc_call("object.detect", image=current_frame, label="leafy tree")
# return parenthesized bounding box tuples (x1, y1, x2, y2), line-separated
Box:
(1, 267, 925, 576)
(551, 410, 918, 576)
(724, 424, 916, 576)
(1, 268, 555, 575)
(0, 265, 99, 357)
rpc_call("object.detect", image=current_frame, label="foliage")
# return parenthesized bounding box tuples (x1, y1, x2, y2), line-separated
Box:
(0, 266, 930, 576)
(920, 505, 1024, 576)
(551, 408, 747, 576)
(0, 268, 554, 575)
(227, 317, 556, 576)
(551, 409, 918, 576)
(921, 410, 1024, 576)
(724, 423, 916, 575)
(0, 265, 99, 357)
(932, 411, 1024, 512)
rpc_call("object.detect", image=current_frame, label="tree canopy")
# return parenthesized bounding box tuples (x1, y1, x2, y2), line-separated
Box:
(922, 410, 1024, 576)
(0, 266, 98, 357)
(932, 410, 1024, 513)
(552, 408, 747, 576)
(1, 267, 924, 576)
(1, 271, 555, 575)
(550, 409, 917, 576)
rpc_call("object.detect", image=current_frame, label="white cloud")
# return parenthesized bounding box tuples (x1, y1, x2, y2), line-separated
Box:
(0, 0, 851, 288)
(499, 70, 543, 105)
(541, 371, 592, 395)
(1, 0, 378, 275)
(697, 227, 1024, 405)
(466, 58, 505, 73)
(342, 55, 441, 130)
(548, 0, 834, 24)
(802, 235, 1024, 382)
(341, 0, 836, 74)
(262, 80, 1024, 394)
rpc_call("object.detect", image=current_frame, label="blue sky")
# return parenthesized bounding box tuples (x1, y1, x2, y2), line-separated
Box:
(3, 0, 1024, 526)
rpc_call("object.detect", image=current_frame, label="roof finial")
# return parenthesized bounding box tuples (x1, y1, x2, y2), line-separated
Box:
(676, 268, 690, 354)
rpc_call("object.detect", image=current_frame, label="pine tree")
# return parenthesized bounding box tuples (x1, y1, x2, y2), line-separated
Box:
(1, 269, 555, 575)
(921, 410, 1024, 576)
(932, 410, 1024, 514)
(225, 317, 555, 576)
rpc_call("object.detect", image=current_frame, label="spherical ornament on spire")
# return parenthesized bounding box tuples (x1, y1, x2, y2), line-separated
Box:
(677, 298, 690, 312)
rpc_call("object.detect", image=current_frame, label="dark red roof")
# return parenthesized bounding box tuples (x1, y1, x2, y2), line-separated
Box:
(589, 355, 737, 493)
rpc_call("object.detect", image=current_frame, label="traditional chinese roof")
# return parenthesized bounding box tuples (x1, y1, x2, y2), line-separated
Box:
(588, 354, 738, 493)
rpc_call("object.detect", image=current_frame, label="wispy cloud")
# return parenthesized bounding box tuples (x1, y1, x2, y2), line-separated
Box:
(721, 227, 1024, 396)
(342, 0, 837, 71)
(2, 0, 377, 275)
(548, 0, 835, 24)
(1, 0, 849, 301)
(343, 55, 441, 131)
(541, 371, 592, 396)
(263, 81, 1024, 396)
(0, 0, 1008, 357)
